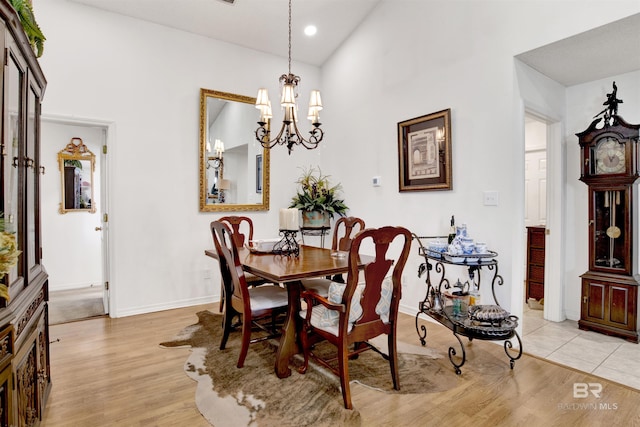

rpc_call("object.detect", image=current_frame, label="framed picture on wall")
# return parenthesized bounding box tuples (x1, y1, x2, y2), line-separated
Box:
(256, 154, 263, 193)
(397, 108, 452, 191)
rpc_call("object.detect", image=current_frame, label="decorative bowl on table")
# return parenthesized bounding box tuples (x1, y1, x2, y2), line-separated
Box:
(246, 238, 281, 253)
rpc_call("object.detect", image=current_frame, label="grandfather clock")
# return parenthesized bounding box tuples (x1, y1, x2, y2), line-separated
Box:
(577, 82, 640, 343)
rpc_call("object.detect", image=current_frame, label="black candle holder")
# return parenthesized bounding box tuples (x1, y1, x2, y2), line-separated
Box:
(273, 229, 300, 256)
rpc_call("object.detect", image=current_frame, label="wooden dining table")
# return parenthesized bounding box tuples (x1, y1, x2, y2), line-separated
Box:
(205, 244, 374, 378)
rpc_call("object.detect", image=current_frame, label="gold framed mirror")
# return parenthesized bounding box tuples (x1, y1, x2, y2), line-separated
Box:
(58, 137, 96, 214)
(199, 89, 270, 212)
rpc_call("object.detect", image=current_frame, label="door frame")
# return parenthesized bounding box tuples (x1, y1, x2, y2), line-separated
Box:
(41, 114, 115, 315)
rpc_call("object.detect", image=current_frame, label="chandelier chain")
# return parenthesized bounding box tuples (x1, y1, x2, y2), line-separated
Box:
(288, 0, 292, 76)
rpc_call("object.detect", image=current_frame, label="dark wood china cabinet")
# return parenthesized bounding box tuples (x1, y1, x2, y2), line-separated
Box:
(0, 1, 50, 426)
(577, 83, 639, 343)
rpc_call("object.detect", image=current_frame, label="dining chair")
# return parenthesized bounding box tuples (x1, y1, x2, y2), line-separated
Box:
(298, 225, 412, 409)
(217, 215, 270, 312)
(211, 221, 289, 368)
(301, 216, 365, 297)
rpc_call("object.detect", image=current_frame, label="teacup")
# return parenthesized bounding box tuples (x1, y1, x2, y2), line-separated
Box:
(460, 239, 475, 254)
(475, 242, 487, 254)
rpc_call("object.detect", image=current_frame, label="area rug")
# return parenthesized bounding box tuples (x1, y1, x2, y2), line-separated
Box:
(160, 310, 458, 427)
(48, 286, 106, 325)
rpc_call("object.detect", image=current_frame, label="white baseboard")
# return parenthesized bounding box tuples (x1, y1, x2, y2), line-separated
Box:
(112, 296, 217, 318)
(49, 282, 102, 292)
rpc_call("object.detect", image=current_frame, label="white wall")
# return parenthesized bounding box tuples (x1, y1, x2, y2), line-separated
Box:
(36, 0, 322, 316)
(319, 0, 640, 320)
(33, 0, 640, 318)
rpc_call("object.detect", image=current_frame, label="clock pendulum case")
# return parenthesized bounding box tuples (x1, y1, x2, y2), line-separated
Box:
(576, 82, 640, 342)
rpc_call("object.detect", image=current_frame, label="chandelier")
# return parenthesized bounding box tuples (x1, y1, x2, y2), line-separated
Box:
(255, 0, 324, 154)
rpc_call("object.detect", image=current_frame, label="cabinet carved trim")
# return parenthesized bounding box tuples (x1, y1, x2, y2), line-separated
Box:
(0, 326, 12, 369)
(16, 348, 37, 427)
(14, 289, 45, 339)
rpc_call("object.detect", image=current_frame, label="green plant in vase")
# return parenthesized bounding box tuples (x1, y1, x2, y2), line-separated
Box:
(290, 166, 348, 227)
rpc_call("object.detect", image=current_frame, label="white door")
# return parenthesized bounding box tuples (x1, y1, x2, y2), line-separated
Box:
(524, 150, 547, 227)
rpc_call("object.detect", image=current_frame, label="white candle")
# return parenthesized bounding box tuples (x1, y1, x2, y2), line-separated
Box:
(288, 209, 299, 230)
(279, 208, 287, 230)
(280, 208, 299, 230)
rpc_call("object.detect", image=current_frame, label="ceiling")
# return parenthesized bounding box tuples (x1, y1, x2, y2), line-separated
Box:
(67, 0, 382, 67)
(67, 1, 639, 84)
(516, 13, 640, 86)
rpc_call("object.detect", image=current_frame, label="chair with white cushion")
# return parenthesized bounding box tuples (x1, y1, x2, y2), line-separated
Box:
(301, 216, 365, 297)
(217, 215, 271, 313)
(298, 225, 411, 409)
(211, 220, 288, 368)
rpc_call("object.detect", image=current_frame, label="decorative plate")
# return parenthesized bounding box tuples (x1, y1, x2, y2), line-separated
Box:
(468, 304, 509, 322)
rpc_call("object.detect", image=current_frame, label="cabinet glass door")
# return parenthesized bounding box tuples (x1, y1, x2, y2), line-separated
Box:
(2, 46, 25, 289)
(25, 79, 43, 284)
(591, 187, 631, 274)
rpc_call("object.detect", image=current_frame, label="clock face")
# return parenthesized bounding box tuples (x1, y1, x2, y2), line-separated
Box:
(595, 138, 625, 174)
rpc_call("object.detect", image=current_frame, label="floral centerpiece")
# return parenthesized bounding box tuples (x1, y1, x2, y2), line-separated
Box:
(0, 215, 20, 301)
(289, 166, 348, 227)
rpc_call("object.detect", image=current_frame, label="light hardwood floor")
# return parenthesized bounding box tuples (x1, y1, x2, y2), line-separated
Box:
(42, 304, 640, 426)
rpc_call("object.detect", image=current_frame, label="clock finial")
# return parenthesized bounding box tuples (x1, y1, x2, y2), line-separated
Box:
(594, 81, 624, 125)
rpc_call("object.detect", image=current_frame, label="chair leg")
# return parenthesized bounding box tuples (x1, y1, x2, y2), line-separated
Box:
(298, 324, 310, 374)
(388, 332, 400, 390)
(338, 341, 352, 409)
(219, 280, 225, 313)
(219, 305, 235, 350)
(237, 311, 252, 368)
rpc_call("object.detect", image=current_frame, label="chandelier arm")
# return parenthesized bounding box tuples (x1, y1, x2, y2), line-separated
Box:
(289, 119, 321, 149)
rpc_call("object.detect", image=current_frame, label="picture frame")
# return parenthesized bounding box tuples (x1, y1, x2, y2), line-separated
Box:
(256, 154, 263, 193)
(397, 108, 452, 192)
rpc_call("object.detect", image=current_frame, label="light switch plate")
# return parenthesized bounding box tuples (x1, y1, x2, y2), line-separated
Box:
(372, 176, 381, 187)
(483, 191, 499, 206)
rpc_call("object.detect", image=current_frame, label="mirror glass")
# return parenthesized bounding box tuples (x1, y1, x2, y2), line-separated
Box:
(58, 137, 96, 214)
(199, 89, 270, 212)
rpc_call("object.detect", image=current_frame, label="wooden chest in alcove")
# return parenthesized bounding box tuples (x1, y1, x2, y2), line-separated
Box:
(526, 226, 545, 302)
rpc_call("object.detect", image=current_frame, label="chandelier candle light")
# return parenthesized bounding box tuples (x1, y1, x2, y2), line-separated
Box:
(255, 0, 324, 154)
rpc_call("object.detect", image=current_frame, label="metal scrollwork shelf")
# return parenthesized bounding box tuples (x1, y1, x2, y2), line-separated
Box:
(412, 234, 522, 374)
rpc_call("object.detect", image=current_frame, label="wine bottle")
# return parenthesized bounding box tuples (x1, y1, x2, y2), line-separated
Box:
(447, 215, 456, 243)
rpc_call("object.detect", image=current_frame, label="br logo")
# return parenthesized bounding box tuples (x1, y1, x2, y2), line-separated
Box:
(573, 383, 602, 398)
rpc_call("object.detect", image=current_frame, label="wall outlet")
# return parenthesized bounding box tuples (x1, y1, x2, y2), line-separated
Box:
(372, 176, 381, 187)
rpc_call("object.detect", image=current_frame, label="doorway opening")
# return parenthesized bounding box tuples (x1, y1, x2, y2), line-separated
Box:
(41, 116, 111, 324)
(524, 113, 548, 313)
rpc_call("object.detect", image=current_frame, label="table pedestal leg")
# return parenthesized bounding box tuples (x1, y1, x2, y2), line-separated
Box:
(275, 281, 302, 378)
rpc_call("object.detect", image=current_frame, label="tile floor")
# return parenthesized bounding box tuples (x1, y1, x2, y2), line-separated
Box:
(522, 306, 640, 390)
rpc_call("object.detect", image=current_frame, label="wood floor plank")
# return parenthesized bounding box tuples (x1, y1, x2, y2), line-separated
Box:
(42, 305, 640, 426)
